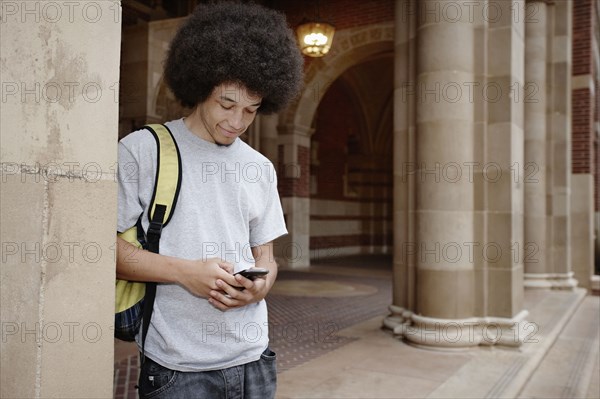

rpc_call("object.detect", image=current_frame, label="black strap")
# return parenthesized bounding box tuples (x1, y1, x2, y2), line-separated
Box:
(147, 204, 166, 254)
(137, 124, 181, 363)
(140, 204, 167, 362)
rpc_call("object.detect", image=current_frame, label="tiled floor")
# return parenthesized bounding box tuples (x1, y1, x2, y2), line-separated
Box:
(276, 290, 599, 399)
(268, 266, 392, 371)
(519, 295, 600, 399)
(114, 255, 600, 399)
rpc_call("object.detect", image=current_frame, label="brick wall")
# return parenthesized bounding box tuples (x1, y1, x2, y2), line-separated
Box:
(572, 0, 599, 212)
(311, 78, 356, 200)
(573, 0, 592, 76)
(597, 140, 600, 212)
(572, 88, 594, 173)
(269, 0, 395, 258)
(309, 71, 393, 254)
(278, 145, 310, 198)
(595, 0, 599, 212)
(272, 0, 394, 30)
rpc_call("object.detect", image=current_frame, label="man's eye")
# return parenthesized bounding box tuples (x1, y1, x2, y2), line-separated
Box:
(220, 104, 233, 110)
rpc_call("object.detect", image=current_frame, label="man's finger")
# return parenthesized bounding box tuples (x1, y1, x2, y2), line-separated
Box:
(210, 284, 244, 306)
(234, 274, 255, 289)
(218, 262, 234, 273)
(208, 297, 230, 311)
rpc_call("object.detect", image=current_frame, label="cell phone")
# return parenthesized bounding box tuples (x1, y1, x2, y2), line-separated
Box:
(234, 268, 269, 281)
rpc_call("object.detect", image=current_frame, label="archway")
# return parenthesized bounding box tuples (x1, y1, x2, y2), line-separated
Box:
(277, 23, 394, 266)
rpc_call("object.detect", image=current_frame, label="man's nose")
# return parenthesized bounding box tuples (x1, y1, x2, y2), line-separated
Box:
(228, 110, 244, 130)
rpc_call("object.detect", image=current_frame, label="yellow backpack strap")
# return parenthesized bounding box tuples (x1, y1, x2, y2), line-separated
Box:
(140, 124, 182, 356)
(115, 226, 144, 313)
(115, 124, 181, 315)
(115, 124, 181, 347)
(145, 124, 182, 229)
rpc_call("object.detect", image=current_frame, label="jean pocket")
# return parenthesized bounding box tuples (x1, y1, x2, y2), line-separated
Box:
(139, 357, 178, 399)
(260, 347, 277, 362)
(246, 348, 277, 399)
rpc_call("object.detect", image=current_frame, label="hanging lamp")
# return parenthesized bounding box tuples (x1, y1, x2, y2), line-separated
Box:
(295, 1, 335, 57)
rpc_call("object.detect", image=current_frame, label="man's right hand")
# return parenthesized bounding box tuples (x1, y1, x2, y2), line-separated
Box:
(175, 258, 239, 299)
(116, 237, 240, 302)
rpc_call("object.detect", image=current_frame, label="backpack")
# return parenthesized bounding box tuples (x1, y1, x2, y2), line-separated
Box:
(114, 124, 182, 350)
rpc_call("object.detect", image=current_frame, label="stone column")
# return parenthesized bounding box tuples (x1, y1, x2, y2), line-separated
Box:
(385, 0, 529, 348)
(523, 0, 549, 286)
(483, 0, 527, 320)
(387, 0, 481, 346)
(1, 2, 121, 398)
(571, 175, 595, 289)
(546, 0, 577, 289)
(413, 0, 477, 322)
(259, 113, 280, 163)
(276, 124, 312, 268)
(570, 0, 597, 291)
(389, 0, 417, 315)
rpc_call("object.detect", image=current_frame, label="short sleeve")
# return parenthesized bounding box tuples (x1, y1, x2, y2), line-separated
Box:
(116, 142, 143, 233)
(248, 163, 288, 247)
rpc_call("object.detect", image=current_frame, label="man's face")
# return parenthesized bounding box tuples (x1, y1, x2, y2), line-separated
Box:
(195, 82, 262, 146)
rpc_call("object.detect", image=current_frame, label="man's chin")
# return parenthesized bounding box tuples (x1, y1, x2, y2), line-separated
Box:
(215, 138, 235, 147)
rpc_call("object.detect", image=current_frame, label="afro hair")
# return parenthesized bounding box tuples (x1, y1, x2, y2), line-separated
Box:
(164, 1, 304, 114)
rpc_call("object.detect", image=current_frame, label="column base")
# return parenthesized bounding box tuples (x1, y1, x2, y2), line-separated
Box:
(383, 305, 530, 349)
(524, 272, 578, 290)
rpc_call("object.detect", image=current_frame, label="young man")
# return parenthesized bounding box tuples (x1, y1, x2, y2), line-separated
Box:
(116, 2, 303, 398)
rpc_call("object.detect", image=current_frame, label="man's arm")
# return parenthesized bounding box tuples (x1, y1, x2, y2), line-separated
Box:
(207, 241, 278, 311)
(116, 235, 239, 300)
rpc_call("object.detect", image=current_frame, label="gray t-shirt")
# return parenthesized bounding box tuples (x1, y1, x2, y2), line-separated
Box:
(117, 118, 287, 371)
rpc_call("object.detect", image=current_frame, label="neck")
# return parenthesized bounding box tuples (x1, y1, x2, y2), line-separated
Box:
(184, 107, 212, 142)
(183, 108, 234, 147)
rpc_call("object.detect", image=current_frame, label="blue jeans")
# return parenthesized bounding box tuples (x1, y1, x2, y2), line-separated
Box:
(137, 348, 277, 399)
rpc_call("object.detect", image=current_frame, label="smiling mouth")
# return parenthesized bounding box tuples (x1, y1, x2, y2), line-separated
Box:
(219, 126, 240, 138)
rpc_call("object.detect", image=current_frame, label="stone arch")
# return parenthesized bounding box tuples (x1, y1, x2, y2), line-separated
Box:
(281, 22, 394, 132)
(373, 90, 394, 157)
(279, 23, 395, 266)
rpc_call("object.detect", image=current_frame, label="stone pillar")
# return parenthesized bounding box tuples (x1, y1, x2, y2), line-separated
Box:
(276, 124, 312, 268)
(545, 0, 577, 289)
(120, 18, 183, 137)
(119, 23, 149, 135)
(0, 2, 121, 398)
(571, 175, 595, 289)
(483, 0, 527, 319)
(570, 0, 597, 291)
(523, 0, 548, 286)
(259, 113, 280, 163)
(414, 0, 477, 321)
(389, 0, 417, 314)
(385, 0, 529, 348)
(524, 0, 576, 289)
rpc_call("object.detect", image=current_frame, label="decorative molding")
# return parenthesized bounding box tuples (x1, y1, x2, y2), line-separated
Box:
(286, 22, 394, 129)
(524, 272, 579, 290)
(383, 306, 531, 348)
(526, 0, 555, 4)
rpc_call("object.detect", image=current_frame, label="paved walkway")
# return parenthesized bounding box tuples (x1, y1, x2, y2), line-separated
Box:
(114, 255, 600, 399)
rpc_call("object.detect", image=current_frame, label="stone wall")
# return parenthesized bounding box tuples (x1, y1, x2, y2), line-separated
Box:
(0, 2, 121, 397)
